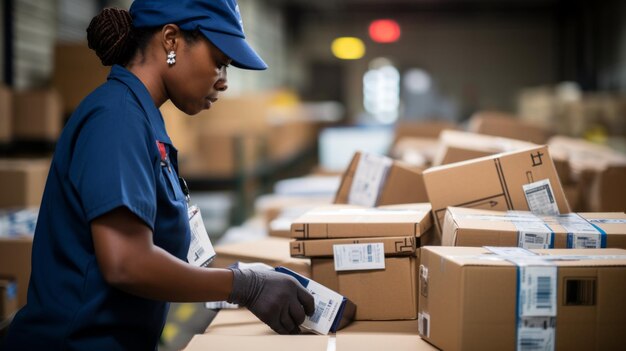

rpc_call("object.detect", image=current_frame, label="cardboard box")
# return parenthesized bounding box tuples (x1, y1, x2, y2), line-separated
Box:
(269, 205, 332, 239)
(209, 237, 310, 278)
(185, 334, 329, 351)
(0, 279, 18, 320)
(433, 130, 538, 166)
(290, 203, 432, 240)
(587, 165, 626, 212)
(0, 235, 33, 308)
(200, 309, 437, 350)
(334, 152, 428, 207)
(312, 256, 418, 320)
(255, 194, 333, 225)
(336, 334, 438, 351)
(432, 130, 571, 185)
(390, 137, 439, 168)
(0, 85, 12, 143)
(423, 145, 571, 234)
(548, 136, 626, 211)
(52, 43, 110, 114)
(468, 110, 552, 144)
(419, 246, 626, 351)
(0, 159, 50, 208)
(441, 207, 626, 249)
(13, 90, 63, 141)
(291, 236, 421, 258)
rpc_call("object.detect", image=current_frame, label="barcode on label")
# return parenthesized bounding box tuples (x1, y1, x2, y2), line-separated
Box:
(567, 233, 601, 249)
(535, 276, 552, 310)
(520, 337, 547, 351)
(518, 232, 551, 250)
(520, 266, 556, 317)
(577, 237, 597, 248)
(525, 234, 544, 244)
(310, 300, 327, 324)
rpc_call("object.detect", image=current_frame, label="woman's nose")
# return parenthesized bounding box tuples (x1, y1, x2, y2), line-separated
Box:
(215, 79, 228, 92)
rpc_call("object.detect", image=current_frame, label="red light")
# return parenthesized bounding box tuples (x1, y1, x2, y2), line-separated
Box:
(369, 19, 401, 43)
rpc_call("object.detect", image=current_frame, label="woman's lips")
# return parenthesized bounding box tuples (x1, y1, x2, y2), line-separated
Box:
(204, 97, 217, 109)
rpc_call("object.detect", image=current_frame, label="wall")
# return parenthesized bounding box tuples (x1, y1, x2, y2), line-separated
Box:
(295, 11, 558, 122)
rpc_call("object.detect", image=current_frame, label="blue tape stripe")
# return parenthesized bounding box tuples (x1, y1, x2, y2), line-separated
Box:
(543, 224, 555, 249)
(515, 265, 521, 347)
(566, 233, 574, 248)
(589, 222, 607, 248)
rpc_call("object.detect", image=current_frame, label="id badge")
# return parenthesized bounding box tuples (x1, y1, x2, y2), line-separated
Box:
(187, 205, 216, 267)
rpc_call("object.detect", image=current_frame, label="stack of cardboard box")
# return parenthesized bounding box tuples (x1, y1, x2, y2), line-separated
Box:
(413, 138, 626, 350)
(289, 203, 433, 320)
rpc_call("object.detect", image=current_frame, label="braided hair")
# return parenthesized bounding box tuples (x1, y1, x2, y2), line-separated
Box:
(87, 8, 202, 67)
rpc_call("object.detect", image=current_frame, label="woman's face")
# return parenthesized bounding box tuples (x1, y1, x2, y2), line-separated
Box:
(165, 36, 232, 116)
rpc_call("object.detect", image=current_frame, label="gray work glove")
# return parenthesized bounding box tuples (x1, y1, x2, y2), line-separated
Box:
(227, 263, 315, 334)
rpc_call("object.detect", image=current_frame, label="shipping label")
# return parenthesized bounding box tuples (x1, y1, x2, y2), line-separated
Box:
(333, 243, 385, 271)
(348, 153, 392, 207)
(523, 179, 560, 216)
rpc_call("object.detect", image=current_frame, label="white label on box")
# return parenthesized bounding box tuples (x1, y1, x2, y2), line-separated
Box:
(514, 218, 553, 249)
(519, 266, 557, 317)
(418, 312, 430, 338)
(517, 317, 555, 351)
(333, 243, 385, 271)
(588, 218, 626, 224)
(348, 153, 392, 207)
(518, 232, 552, 250)
(187, 206, 216, 267)
(567, 233, 601, 249)
(523, 179, 560, 216)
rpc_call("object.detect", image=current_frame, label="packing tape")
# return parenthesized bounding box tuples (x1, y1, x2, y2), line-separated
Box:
(485, 247, 556, 351)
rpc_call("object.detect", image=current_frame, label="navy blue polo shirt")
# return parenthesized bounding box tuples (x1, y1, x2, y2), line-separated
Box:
(4, 65, 191, 350)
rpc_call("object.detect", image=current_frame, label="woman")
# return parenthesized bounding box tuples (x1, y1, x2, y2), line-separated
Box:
(3, 0, 314, 349)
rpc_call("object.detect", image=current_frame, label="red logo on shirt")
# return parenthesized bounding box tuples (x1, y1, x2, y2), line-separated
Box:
(156, 141, 167, 162)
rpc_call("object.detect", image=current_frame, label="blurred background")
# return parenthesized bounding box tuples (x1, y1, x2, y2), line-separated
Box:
(1, 0, 626, 349)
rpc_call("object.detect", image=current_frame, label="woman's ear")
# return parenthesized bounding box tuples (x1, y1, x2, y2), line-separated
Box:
(161, 24, 181, 54)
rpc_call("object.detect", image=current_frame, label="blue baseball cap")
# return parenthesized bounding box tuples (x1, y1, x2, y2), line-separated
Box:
(129, 0, 267, 70)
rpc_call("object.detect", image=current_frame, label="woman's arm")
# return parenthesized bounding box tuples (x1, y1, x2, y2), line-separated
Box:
(91, 206, 233, 302)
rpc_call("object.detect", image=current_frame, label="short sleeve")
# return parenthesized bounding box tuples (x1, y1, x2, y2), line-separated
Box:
(68, 93, 158, 230)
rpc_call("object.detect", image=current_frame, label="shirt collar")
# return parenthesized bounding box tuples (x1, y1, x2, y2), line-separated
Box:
(107, 65, 172, 145)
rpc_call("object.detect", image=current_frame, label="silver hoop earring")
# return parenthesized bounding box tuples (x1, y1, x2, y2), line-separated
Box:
(167, 51, 176, 65)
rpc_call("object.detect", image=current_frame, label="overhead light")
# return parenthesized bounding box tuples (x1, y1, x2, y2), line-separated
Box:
(331, 37, 366, 60)
(369, 19, 401, 43)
